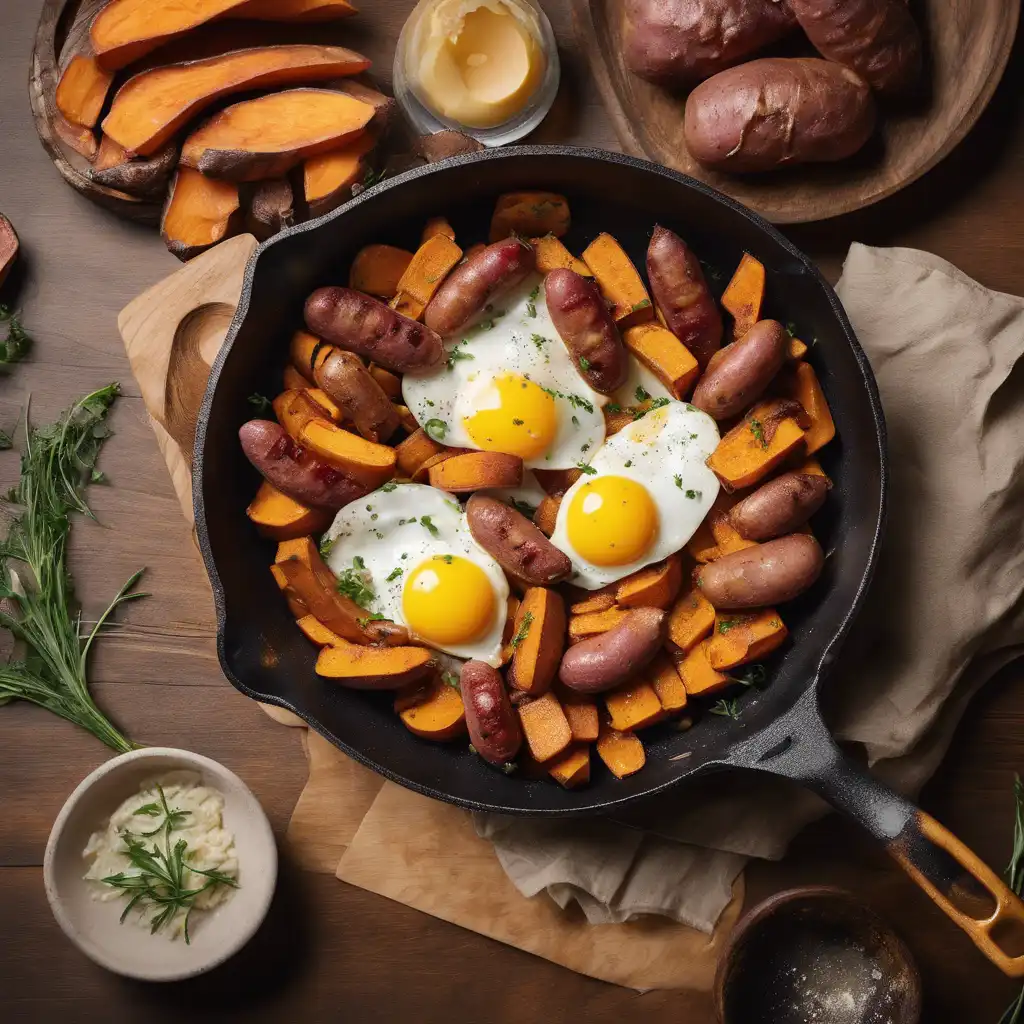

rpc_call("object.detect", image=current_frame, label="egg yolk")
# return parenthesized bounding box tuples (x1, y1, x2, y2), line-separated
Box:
(403, 555, 496, 646)
(463, 374, 558, 460)
(566, 476, 659, 567)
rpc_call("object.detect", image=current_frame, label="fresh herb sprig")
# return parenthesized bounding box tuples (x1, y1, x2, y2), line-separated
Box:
(101, 785, 238, 944)
(1000, 775, 1024, 1023)
(0, 385, 146, 752)
(0, 305, 31, 366)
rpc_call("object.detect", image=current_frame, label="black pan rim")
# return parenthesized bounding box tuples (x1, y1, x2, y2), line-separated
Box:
(193, 145, 888, 817)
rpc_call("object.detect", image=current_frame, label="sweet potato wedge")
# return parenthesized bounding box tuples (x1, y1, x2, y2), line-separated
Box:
(298, 418, 397, 488)
(307, 389, 344, 423)
(623, 323, 699, 399)
(303, 132, 378, 219)
(708, 494, 758, 557)
(390, 234, 464, 321)
(676, 639, 730, 697)
(91, 138, 176, 197)
(547, 744, 591, 788)
(368, 363, 403, 399)
(427, 452, 523, 493)
(316, 639, 434, 690)
(604, 677, 664, 731)
(246, 481, 332, 540)
(707, 610, 788, 670)
(55, 55, 113, 129)
(396, 674, 467, 740)
(531, 234, 592, 276)
(582, 233, 655, 330)
(53, 115, 98, 161)
(707, 399, 808, 492)
(160, 167, 241, 261)
(783, 362, 835, 454)
(0, 215, 19, 291)
(103, 45, 370, 156)
(247, 178, 294, 241)
(534, 494, 561, 537)
(508, 587, 567, 696)
(596, 722, 645, 779)
(349, 245, 414, 300)
(667, 586, 716, 654)
(569, 587, 616, 616)
(616, 555, 683, 609)
(422, 217, 455, 243)
(295, 614, 345, 647)
(721, 254, 766, 342)
(568, 606, 629, 642)
(395, 428, 444, 478)
(517, 692, 572, 762)
(91, 0, 357, 70)
(181, 89, 374, 182)
(560, 692, 600, 742)
(490, 192, 570, 242)
(788, 336, 809, 360)
(649, 653, 688, 713)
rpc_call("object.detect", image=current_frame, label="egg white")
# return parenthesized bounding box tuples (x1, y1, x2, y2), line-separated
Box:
(401, 273, 607, 470)
(551, 401, 721, 589)
(324, 483, 509, 665)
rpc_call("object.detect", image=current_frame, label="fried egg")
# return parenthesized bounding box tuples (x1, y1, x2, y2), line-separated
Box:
(324, 483, 509, 665)
(401, 273, 606, 470)
(551, 401, 721, 589)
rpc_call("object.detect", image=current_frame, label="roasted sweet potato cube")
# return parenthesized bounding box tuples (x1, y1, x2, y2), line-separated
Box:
(616, 555, 683, 609)
(547, 744, 591, 788)
(299, 418, 397, 488)
(349, 245, 414, 300)
(623, 323, 699, 398)
(707, 610, 788, 670)
(396, 674, 466, 740)
(676, 640, 731, 697)
(517, 691, 572, 762)
(596, 722, 645, 779)
(604, 678, 665, 731)
(291, 329, 332, 381)
(708, 399, 807, 491)
(427, 451, 523, 492)
(490, 192, 569, 242)
(316, 639, 434, 689)
(531, 233, 592, 276)
(708, 495, 757, 558)
(422, 216, 455, 243)
(649, 653, 688, 713)
(568, 606, 629, 642)
(784, 362, 835, 454)
(582, 233, 654, 329)
(395, 428, 445, 478)
(787, 336, 809, 360)
(247, 482, 331, 540)
(560, 692, 600, 742)
(721, 254, 765, 342)
(508, 587, 567, 695)
(667, 586, 716, 653)
(569, 586, 616, 615)
(534, 494, 561, 537)
(390, 234, 463, 320)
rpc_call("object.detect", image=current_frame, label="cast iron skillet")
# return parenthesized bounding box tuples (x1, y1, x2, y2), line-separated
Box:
(194, 147, 1024, 974)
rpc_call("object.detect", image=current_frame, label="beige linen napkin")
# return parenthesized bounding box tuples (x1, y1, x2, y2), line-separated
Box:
(479, 243, 1024, 929)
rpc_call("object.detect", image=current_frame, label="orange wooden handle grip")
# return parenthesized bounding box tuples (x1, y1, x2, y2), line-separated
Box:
(889, 810, 1024, 977)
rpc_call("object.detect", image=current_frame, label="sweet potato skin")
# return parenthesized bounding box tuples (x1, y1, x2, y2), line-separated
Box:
(424, 238, 536, 336)
(559, 608, 667, 694)
(427, 452, 524, 493)
(729, 471, 829, 540)
(646, 226, 722, 368)
(787, 0, 922, 95)
(246, 178, 295, 241)
(0, 215, 19, 291)
(460, 660, 523, 765)
(314, 349, 399, 442)
(466, 495, 572, 585)
(624, 0, 796, 87)
(315, 640, 434, 690)
(698, 533, 824, 608)
(91, 141, 177, 197)
(684, 58, 876, 173)
(239, 419, 369, 510)
(545, 269, 629, 394)
(305, 286, 445, 373)
(691, 319, 787, 419)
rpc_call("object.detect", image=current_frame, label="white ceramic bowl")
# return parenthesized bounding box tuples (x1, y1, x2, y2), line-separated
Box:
(44, 747, 277, 981)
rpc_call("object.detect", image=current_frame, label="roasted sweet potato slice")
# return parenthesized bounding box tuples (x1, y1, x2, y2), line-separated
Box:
(181, 89, 374, 182)
(547, 744, 591, 788)
(396, 674, 467, 740)
(783, 362, 835, 454)
(788, 336, 809, 360)
(560, 691, 600, 742)
(247, 178, 294, 241)
(91, 138, 176, 197)
(296, 614, 345, 647)
(569, 587, 616, 616)
(708, 400, 808, 492)
(596, 722, 645, 779)
(508, 587, 567, 695)
(161, 168, 241, 261)
(316, 639, 434, 690)
(517, 692, 572, 762)
(395, 428, 444, 478)
(604, 677, 664, 731)
(568, 606, 629, 642)
(623, 323, 699, 398)
(273, 389, 330, 440)
(91, 0, 357, 70)
(247, 481, 331, 540)
(667, 586, 716, 654)
(390, 234, 463, 321)
(707, 610, 788, 670)
(531, 234, 591, 276)
(349, 245, 414, 300)
(490, 192, 569, 242)
(103, 45, 369, 156)
(616, 555, 683, 609)
(685, 516, 719, 563)
(368, 363, 402, 399)
(298, 418, 397, 488)
(427, 452, 523, 492)
(582, 233, 655, 329)
(290, 329, 331, 381)
(649, 653, 688, 713)
(534, 494, 561, 538)
(676, 639, 730, 697)
(721, 254, 765, 342)
(422, 217, 455, 243)
(304, 132, 377, 219)
(0, 215, 19, 291)
(55, 55, 113, 129)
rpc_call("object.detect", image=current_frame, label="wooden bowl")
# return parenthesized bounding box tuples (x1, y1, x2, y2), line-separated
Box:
(572, 0, 1019, 224)
(714, 887, 921, 1024)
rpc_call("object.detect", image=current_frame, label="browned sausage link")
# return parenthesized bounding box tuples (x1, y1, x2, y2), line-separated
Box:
(544, 268, 629, 393)
(786, 0, 922, 95)
(691, 319, 787, 420)
(729, 472, 830, 541)
(697, 533, 824, 609)
(466, 494, 572, 585)
(239, 419, 370, 511)
(558, 607, 666, 694)
(305, 286, 445, 373)
(646, 226, 723, 368)
(314, 349, 400, 442)
(424, 238, 536, 336)
(460, 660, 523, 765)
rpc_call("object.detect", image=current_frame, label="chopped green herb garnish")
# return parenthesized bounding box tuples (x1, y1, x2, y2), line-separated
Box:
(420, 516, 440, 537)
(381, 481, 398, 492)
(358, 613, 387, 626)
(247, 393, 273, 416)
(710, 699, 741, 721)
(336, 558, 374, 608)
(425, 418, 448, 441)
(731, 664, 767, 688)
(571, 415, 580, 427)
(386, 568, 403, 582)
(674, 474, 683, 489)
(624, 459, 632, 468)
(606, 403, 621, 414)
(445, 499, 461, 512)
(509, 611, 534, 651)
(567, 394, 594, 414)
(443, 671, 460, 690)
(0, 305, 32, 365)
(446, 342, 475, 369)
(577, 463, 597, 475)
(635, 386, 651, 402)
(685, 489, 701, 500)
(749, 418, 767, 449)
(319, 536, 335, 559)
(531, 333, 549, 351)
(500, 762, 517, 775)
(512, 418, 525, 426)
(525, 300, 537, 318)
(579, 356, 591, 371)
(718, 619, 740, 634)
(508, 498, 537, 518)
(631, 299, 652, 313)
(441, 554, 454, 564)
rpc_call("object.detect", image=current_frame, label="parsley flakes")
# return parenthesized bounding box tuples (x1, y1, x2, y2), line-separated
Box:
(425, 419, 448, 441)
(509, 611, 534, 651)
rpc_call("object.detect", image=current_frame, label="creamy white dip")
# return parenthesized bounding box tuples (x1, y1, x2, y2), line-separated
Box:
(83, 771, 238, 939)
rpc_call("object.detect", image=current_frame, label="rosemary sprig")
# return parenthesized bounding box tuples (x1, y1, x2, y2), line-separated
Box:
(1000, 775, 1024, 1024)
(0, 384, 146, 752)
(101, 784, 238, 944)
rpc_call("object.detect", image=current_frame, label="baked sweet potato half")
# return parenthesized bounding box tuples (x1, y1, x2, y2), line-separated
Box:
(91, 139, 177, 198)
(161, 168, 242, 261)
(55, 55, 114, 129)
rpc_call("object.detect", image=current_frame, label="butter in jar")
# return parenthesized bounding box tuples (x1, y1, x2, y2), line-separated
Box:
(395, 0, 560, 145)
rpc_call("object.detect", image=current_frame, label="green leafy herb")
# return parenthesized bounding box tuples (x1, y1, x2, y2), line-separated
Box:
(606, 403, 621, 414)
(319, 536, 335, 559)
(247, 393, 273, 416)
(630, 299, 652, 313)
(446, 342, 474, 369)
(730, 664, 767, 688)
(785, 321, 798, 338)
(577, 463, 597, 475)
(749, 418, 767, 450)
(425, 419, 448, 441)
(624, 459, 632, 468)
(531, 333, 548, 352)
(0, 384, 146, 752)
(445, 500, 461, 512)
(508, 498, 537, 519)
(440, 554, 453, 564)
(509, 611, 534, 652)
(635, 385, 651, 403)
(381, 481, 398, 492)
(1001, 776, 1024, 1024)
(525, 300, 537, 319)
(512, 418, 525, 426)
(443, 671, 460, 691)
(567, 394, 594, 414)
(571, 415, 580, 427)
(500, 762, 517, 775)
(674, 474, 683, 489)
(100, 784, 238, 944)
(0, 429, 11, 451)
(358, 613, 387, 627)
(362, 166, 384, 188)
(685, 489, 702, 500)
(420, 516, 439, 537)
(718, 619, 740, 634)
(386, 568, 403, 582)
(710, 698, 741, 720)
(336, 558, 374, 608)
(0, 305, 32, 366)
(579, 356, 591, 371)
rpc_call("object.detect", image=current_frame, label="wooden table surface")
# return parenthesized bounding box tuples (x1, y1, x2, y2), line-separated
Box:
(2, 2, 1024, 1021)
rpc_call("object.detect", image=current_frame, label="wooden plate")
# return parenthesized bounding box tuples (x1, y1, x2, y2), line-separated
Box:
(571, 0, 1019, 224)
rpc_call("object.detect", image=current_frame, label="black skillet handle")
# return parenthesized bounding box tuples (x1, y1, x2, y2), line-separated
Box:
(726, 689, 1024, 977)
